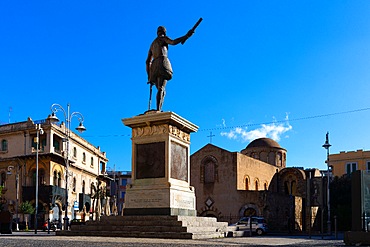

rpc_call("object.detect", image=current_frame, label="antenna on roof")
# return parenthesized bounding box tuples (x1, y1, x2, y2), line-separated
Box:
(8, 107, 12, 123)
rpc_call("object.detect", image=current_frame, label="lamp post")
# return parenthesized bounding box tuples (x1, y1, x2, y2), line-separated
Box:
(322, 131, 331, 235)
(47, 103, 86, 230)
(15, 166, 19, 231)
(34, 124, 44, 234)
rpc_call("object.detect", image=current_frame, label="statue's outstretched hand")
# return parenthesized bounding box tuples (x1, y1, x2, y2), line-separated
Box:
(181, 30, 195, 45)
(186, 29, 194, 38)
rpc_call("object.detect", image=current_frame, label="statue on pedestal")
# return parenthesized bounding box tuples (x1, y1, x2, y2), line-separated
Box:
(146, 18, 202, 111)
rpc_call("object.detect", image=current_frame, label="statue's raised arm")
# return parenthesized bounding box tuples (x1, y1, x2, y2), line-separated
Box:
(146, 19, 202, 112)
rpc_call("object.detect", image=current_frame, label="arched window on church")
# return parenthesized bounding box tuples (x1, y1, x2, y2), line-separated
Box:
(291, 181, 297, 195)
(204, 160, 215, 183)
(255, 180, 259, 191)
(277, 152, 282, 167)
(245, 177, 249, 190)
(201, 156, 218, 184)
(264, 182, 268, 190)
(260, 152, 268, 163)
(283, 153, 286, 166)
(268, 152, 276, 166)
(284, 181, 290, 195)
(251, 152, 258, 159)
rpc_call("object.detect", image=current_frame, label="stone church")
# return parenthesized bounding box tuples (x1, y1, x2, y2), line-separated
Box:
(190, 138, 323, 232)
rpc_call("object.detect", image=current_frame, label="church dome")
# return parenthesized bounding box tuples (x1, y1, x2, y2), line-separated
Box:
(246, 137, 281, 149)
(241, 137, 287, 168)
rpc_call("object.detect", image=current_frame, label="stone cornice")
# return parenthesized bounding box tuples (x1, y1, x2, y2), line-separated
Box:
(122, 111, 198, 134)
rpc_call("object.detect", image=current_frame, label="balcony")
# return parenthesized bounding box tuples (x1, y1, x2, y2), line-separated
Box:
(31, 147, 45, 153)
(78, 193, 91, 212)
(22, 185, 66, 205)
(53, 147, 63, 155)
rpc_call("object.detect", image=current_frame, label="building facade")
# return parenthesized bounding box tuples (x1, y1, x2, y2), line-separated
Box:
(190, 138, 324, 232)
(0, 117, 108, 228)
(106, 170, 131, 215)
(329, 149, 370, 178)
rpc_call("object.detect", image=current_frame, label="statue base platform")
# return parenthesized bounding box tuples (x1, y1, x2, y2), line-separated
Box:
(57, 215, 228, 239)
(122, 111, 198, 216)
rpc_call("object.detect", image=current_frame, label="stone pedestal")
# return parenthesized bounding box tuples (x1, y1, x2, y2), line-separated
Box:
(122, 111, 198, 216)
(57, 111, 228, 239)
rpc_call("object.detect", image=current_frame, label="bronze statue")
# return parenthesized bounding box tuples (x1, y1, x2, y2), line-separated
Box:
(146, 18, 202, 111)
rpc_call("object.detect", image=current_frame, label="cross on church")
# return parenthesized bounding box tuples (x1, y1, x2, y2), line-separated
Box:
(207, 131, 215, 143)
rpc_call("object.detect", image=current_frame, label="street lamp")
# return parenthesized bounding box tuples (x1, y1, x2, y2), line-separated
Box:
(322, 131, 331, 235)
(47, 103, 86, 230)
(34, 124, 44, 234)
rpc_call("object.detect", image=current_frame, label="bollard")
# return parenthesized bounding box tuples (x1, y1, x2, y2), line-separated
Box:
(47, 218, 50, 234)
(321, 208, 324, 239)
(249, 217, 252, 237)
(334, 215, 337, 239)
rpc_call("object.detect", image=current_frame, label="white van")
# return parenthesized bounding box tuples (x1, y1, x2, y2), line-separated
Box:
(230, 216, 268, 236)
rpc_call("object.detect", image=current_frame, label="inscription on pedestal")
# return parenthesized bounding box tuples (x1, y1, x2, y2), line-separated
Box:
(171, 141, 188, 181)
(136, 142, 165, 179)
(126, 190, 167, 208)
(173, 193, 195, 209)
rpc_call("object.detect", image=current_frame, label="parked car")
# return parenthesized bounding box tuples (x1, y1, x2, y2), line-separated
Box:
(229, 216, 268, 236)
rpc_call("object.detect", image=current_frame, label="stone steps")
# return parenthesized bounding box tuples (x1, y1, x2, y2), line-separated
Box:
(72, 224, 223, 233)
(59, 230, 224, 239)
(57, 215, 228, 239)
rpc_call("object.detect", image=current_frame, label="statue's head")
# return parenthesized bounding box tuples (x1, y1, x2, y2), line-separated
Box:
(157, 26, 166, 36)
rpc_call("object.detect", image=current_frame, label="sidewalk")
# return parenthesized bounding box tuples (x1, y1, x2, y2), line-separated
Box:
(4, 230, 344, 239)
(0, 231, 345, 246)
(268, 231, 345, 240)
(1, 230, 56, 236)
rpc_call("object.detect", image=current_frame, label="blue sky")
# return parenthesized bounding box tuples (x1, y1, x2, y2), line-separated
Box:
(1, 1, 370, 171)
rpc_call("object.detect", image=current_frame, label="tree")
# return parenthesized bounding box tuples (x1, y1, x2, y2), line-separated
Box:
(19, 201, 35, 214)
(19, 201, 35, 231)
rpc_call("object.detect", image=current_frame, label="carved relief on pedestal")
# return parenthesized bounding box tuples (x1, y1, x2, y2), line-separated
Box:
(131, 124, 190, 142)
(132, 124, 169, 138)
(169, 125, 190, 142)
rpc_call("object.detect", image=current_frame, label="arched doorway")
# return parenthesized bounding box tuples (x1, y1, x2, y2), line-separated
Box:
(199, 209, 222, 221)
(244, 207, 257, 217)
(239, 204, 260, 217)
(200, 210, 218, 218)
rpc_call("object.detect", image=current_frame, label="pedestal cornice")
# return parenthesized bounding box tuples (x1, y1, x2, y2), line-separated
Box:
(122, 111, 198, 134)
